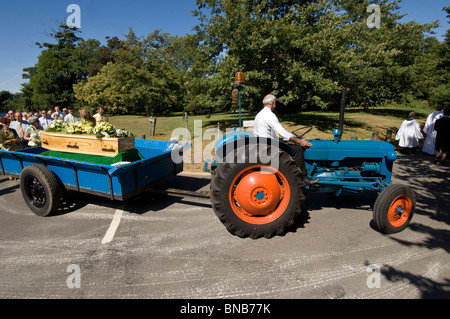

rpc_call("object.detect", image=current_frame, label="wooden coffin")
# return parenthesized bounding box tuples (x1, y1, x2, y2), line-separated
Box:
(40, 132, 135, 157)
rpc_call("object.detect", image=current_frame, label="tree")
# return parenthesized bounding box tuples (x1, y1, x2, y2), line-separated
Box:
(88, 36, 125, 77)
(191, 0, 360, 111)
(74, 29, 183, 115)
(426, 7, 450, 107)
(0, 91, 13, 111)
(23, 25, 101, 109)
(192, 0, 444, 112)
(8, 84, 34, 111)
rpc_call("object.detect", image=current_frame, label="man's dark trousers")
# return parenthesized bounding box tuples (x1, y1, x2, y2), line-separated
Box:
(289, 144, 307, 176)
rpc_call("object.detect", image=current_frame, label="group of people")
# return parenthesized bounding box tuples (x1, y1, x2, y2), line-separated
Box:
(0, 106, 108, 151)
(395, 105, 450, 165)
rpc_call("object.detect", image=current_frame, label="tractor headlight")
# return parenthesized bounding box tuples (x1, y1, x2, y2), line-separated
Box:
(385, 151, 397, 162)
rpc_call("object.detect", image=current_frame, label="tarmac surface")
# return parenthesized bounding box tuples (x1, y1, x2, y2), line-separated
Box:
(0, 152, 449, 302)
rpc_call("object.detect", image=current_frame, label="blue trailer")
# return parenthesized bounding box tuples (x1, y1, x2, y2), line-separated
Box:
(0, 139, 186, 217)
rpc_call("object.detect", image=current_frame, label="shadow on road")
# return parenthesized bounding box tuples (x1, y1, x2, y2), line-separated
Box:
(296, 152, 450, 298)
(392, 153, 450, 253)
(124, 174, 212, 215)
(393, 153, 450, 225)
(379, 152, 449, 298)
(0, 179, 19, 196)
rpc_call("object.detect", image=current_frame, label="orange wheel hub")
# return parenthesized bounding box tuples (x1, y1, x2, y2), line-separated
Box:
(388, 195, 412, 227)
(234, 171, 282, 216)
(229, 165, 290, 225)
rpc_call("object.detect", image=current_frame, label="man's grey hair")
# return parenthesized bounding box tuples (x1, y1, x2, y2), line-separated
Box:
(28, 116, 39, 124)
(263, 94, 276, 106)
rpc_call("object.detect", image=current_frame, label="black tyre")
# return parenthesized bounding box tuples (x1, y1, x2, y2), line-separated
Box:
(210, 144, 305, 239)
(373, 184, 415, 234)
(20, 164, 62, 217)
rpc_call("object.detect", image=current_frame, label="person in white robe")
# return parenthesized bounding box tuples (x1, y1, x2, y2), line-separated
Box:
(422, 106, 443, 155)
(395, 112, 424, 154)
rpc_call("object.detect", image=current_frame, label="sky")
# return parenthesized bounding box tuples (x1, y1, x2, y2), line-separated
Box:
(0, 0, 448, 94)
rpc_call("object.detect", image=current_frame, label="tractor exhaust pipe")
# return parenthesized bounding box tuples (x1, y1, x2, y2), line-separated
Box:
(338, 85, 347, 138)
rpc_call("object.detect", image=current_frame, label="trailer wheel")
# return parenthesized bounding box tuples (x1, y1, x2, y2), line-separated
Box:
(211, 145, 305, 239)
(20, 165, 61, 217)
(373, 184, 415, 234)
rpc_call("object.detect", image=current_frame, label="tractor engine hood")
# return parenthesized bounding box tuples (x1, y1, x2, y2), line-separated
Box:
(304, 139, 397, 162)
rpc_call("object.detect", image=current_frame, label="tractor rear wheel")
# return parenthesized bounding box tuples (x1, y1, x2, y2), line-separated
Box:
(373, 184, 415, 234)
(210, 145, 305, 239)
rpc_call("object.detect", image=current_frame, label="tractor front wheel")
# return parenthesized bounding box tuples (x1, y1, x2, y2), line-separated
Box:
(373, 184, 415, 234)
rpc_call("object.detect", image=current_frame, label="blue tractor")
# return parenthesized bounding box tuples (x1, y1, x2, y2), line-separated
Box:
(206, 126, 415, 239)
(205, 77, 415, 238)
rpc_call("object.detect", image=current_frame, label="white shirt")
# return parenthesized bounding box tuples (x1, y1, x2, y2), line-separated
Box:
(39, 116, 53, 129)
(253, 106, 294, 142)
(93, 113, 108, 123)
(9, 120, 29, 140)
(64, 113, 80, 124)
(51, 112, 65, 120)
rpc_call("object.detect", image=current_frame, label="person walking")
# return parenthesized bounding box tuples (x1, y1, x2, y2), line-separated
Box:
(395, 112, 424, 154)
(422, 106, 443, 155)
(434, 108, 450, 165)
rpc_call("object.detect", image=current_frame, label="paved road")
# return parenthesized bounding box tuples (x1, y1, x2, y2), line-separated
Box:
(0, 153, 448, 302)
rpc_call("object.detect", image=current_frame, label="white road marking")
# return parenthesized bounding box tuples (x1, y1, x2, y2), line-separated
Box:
(101, 209, 124, 244)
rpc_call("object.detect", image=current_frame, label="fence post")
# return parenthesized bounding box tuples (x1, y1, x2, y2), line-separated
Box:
(385, 129, 392, 143)
(371, 131, 379, 140)
(149, 117, 157, 136)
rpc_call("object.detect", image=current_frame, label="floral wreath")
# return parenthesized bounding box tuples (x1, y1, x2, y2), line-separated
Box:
(45, 120, 133, 139)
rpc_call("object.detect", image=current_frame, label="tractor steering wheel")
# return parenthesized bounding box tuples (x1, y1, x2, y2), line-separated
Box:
(291, 126, 312, 139)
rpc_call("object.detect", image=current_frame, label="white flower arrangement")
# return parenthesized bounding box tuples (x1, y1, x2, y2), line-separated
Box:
(114, 128, 134, 138)
(45, 119, 133, 139)
(93, 121, 116, 138)
(65, 120, 94, 135)
(45, 120, 67, 133)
